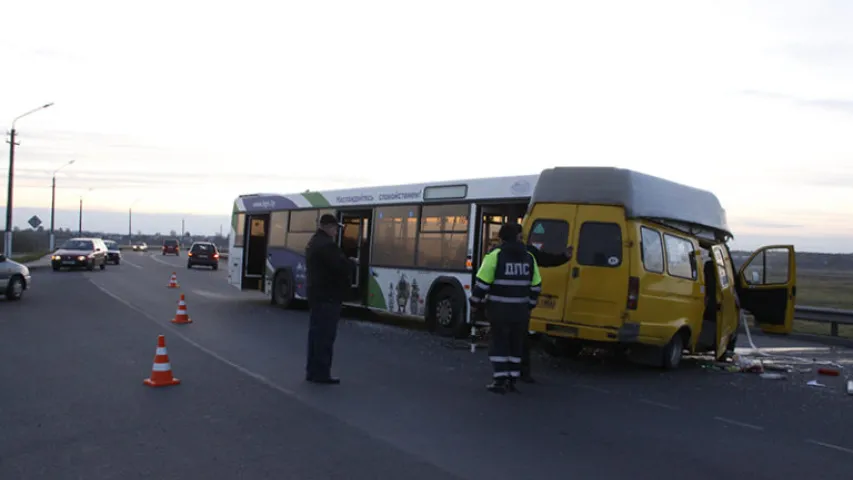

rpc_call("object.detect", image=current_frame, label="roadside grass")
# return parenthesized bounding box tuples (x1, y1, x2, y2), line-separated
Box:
(11, 251, 50, 264)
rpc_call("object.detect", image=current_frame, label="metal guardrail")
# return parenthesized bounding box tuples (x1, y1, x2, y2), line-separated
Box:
(795, 306, 853, 337)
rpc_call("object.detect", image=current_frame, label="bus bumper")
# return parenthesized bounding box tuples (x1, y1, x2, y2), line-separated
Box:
(529, 319, 671, 347)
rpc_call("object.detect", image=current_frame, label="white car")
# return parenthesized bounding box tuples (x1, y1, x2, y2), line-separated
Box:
(132, 242, 148, 252)
(0, 254, 31, 301)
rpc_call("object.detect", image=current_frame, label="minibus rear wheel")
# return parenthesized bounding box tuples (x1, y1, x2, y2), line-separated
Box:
(661, 330, 687, 370)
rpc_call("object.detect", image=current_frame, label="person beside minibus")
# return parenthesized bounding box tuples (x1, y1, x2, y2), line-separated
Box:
(470, 223, 542, 394)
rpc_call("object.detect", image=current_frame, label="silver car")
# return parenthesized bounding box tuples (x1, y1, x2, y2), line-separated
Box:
(0, 254, 31, 301)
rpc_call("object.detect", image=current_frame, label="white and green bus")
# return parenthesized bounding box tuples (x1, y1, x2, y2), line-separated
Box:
(228, 174, 538, 337)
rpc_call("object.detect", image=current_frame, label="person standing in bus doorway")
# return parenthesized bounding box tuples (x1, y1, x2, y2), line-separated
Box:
(304, 214, 353, 385)
(470, 222, 542, 394)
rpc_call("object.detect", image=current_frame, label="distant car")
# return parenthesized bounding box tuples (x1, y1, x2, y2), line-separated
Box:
(162, 239, 180, 256)
(0, 254, 31, 301)
(187, 242, 220, 270)
(132, 242, 148, 252)
(104, 240, 122, 265)
(51, 238, 108, 271)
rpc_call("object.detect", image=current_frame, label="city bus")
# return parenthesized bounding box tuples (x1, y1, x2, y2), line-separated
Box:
(227, 174, 538, 337)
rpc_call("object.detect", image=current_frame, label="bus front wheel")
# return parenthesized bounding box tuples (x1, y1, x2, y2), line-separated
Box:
(272, 271, 293, 309)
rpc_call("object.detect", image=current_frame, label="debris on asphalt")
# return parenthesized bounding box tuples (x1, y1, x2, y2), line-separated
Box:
(759, 373, 786, 380)
(817, 368, 840, 377)
(807, 379, 827, 388)
(847, 380, 853, 396)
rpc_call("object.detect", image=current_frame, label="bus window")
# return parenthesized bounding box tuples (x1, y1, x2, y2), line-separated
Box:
(577, 222, 622, 268)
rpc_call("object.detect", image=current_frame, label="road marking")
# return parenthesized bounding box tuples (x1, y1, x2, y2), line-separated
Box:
(88, 279, 296, 397)
(121, 259, 144, 269)
(148, 255, 175, 267)
(806, 439, 853, 455)
(638, 399, 680, 410)
(713, 416, 764, 431)
(574, 383, 611, 394)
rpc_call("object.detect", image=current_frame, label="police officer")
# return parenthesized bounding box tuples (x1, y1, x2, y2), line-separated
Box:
(470, 222, 542, 394)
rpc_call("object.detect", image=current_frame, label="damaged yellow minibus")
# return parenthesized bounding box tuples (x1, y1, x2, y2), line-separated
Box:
(522, 167, 796, 369)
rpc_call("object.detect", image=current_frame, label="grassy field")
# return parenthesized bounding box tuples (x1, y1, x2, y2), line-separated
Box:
(790, 268, 853, 339)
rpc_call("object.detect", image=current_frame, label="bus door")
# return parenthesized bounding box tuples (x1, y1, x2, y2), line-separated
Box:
(228, 212, 246, 289)
(523, 204, 578, 327)
(712, 245, 739, 359)
(736, 245, 797, 335)
(242, 214, 269, 291)
(338, 210, 372, 304)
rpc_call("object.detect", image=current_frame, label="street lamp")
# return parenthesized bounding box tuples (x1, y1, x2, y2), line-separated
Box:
(129, 197, 142, 245)
(4, 102, 55, 257)
(78, 187, 94, 235)
(49, 159, 76, 251)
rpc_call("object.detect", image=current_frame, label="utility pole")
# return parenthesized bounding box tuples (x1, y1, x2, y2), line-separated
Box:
(78, 196, 83, 235)
(128, 207, 132, 244)
(49, 159, 75, 251)
(4, 102, 54, 257)
(181, 218, 185, 237)
(4, 129, 19, 257)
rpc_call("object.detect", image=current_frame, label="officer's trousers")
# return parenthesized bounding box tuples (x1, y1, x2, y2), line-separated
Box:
(488, 320, 527, 380)
(306, 298, 342, 379)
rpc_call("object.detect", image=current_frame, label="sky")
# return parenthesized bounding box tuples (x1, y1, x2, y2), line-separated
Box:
(1, 0, 852, 252)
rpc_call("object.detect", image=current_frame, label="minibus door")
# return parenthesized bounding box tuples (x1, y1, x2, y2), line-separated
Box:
(522, 204, 578, 325)
(712, 245, 739, 359)
(735, 245, 797, 335)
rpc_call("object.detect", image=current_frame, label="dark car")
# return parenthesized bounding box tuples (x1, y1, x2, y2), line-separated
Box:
(187, 242, 219, 270)
(51, 238, 108, 271)
(162, 239, 180, 256)
(104, 239, 122, 265)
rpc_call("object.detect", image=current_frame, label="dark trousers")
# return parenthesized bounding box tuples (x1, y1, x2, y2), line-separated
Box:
(306, 299, 342, 379)
(520, 331, 532, 377)
(488, 320, 527, 380)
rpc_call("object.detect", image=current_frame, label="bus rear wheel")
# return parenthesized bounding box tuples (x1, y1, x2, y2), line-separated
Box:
(431, 286, 466, 338)
(661, 331, 686, 370)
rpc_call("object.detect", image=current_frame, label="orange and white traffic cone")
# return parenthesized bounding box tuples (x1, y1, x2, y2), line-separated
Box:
(171, 294, 192, 324)
(167, 272, 179, 288)
(143, 335, 181, 387)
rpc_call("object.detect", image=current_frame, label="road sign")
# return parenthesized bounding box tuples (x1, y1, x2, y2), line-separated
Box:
(28, 215, 42, 229)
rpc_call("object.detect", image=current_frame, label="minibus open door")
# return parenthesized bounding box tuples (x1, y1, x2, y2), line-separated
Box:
(735, 245, 797, 335)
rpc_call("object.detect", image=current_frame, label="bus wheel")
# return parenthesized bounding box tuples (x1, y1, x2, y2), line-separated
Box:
(432, 286, 466, 338)
(661, 331, 686, 370)
(272, 272, 293, 309)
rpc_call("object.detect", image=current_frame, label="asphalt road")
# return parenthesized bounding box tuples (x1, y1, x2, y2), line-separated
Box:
(2, 250, 852, 479)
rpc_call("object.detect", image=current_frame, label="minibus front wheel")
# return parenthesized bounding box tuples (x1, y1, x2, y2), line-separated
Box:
(661, 330, 688, 370)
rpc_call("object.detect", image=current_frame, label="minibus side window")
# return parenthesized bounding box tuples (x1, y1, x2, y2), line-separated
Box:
(527, 219, 569, 255)
(577, 222, 622, 268)
(663, 234, 697, 280)
(640, 227, 664, 273)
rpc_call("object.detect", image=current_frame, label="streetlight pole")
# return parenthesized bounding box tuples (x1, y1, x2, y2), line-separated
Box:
(129, 197, 141, 245)
(49, 159, 76, 251)
(78, 187, 94, 235)
(4, 102, 55, 257)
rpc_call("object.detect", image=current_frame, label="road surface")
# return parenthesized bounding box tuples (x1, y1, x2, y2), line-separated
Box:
(2, 250, 851, 479)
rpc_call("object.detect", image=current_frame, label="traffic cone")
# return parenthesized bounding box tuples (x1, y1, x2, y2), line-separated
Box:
(143, 335, 181, 387)
(171, 294, 192, 324)
(167, 272, 179, 288)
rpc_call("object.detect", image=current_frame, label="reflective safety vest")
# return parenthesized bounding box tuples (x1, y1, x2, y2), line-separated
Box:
(470, 242, 542, 322)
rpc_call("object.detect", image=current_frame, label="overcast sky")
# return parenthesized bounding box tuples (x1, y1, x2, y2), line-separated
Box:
(2, 0, 852, 252)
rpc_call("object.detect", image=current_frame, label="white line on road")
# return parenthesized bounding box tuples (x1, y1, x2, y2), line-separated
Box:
(148, 255, 175, 267)
(87, 279, 297, 397)
(806, 439, 853, 455)
(638, 399, 680, 410)
(713, 416, 764, 431)
(121, 259, 144, 269)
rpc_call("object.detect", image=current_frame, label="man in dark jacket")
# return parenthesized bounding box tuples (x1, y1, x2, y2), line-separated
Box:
(304, 213, 353, 385)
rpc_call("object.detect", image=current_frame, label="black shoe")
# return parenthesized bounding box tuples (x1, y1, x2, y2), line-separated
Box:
(306, 376, 341, 385)
(507, 378, 521, 393)
(486, 380, 507, 394)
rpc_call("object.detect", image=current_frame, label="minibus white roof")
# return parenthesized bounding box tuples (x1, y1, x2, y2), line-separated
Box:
(531, 167, 732, 238)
